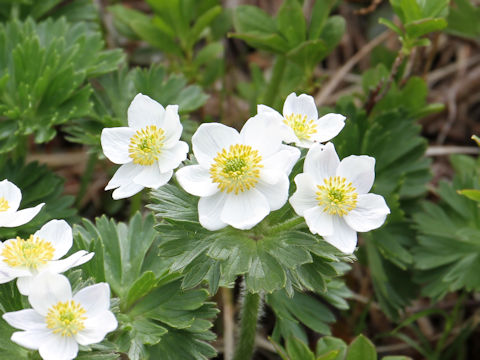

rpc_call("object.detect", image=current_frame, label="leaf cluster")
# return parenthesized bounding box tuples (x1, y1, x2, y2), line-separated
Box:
(0, 17, 123, 154)
(73, 213, 218, 360)
(232, 0, 344, 73)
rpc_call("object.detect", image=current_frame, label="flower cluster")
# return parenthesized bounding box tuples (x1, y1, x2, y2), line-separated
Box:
(0, 181, 117, 360)
(102, 93, 390, 254)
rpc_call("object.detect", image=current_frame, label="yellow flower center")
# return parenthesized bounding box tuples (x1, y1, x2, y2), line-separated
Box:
(0, 197, 9, 212)
(46, 300, 87, 337)
(128, 125, 165, 166)
(210, 144, 263, 194)
(1, 236, 55, 269)
(316, 176, 358, 216)
(283, 113, 317, 140)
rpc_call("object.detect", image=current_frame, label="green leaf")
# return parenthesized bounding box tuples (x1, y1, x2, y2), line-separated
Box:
(277, 0, 306, 47)
(457, 189, 480, 202)
(245, 246, 286, 293)
(319, 16, 345, 53)
(405, 18, 447, 38)
(446, 0, 480, 38)
(316, 336, 347, 360)
(378, 17, 403, 35)
(346, 335, 377, 360)
(308, 0, 336, 40)
(190, 5, 222, 44)
(233, 5, 277, 34)
(286, 337, 315, 360)
(126, 271, 158, 308)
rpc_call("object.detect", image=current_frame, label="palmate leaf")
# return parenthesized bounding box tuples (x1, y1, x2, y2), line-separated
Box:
(0, 17, 123, 153)
(413, 155, 480, 300)
(64, 65, 207, 154)
(149, 183, 352, 297)
(0, 0, 99, 24)
(331, 77, 438, 318)
(0, 158, 76, 240)
(73, 213, 218, 360)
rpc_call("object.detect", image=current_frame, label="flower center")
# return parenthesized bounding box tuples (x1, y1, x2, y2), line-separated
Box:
(0, 197, 9, 212)
(210, 144, 263, 194)
(46, 300, 87, 337)
(283, 113, 317, 140)
(1, 236, 55, 269)
(316, 176, 358, 216)
(128, 125, 165, 166)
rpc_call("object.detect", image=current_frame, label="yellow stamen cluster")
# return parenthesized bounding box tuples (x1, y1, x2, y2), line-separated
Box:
(128, 125, 165, 166)
(316, 176, 358, 216)
(210, 144, 263, 194)
(0, 197, 9, 212)
(283, 113, 317, 140)
(46, 300, 87, 337)
(1, 236, 55, 269)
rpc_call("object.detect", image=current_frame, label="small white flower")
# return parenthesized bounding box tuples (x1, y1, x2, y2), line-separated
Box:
(257, 92, 346, 148)
(3, 272, 117, 360)
(0, 219, 94, 295)
(101, 93, 189, 199)
(289, 142, 390, 254)
(0, 179, 44, 227)
(176, 116, 300, 230)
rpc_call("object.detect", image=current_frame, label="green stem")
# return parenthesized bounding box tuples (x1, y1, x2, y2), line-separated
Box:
(269, 216, 304, 235)
(129, 191, 143, 217)
(435, 292, 466, 356)
(75, 152, 97, 208)
(233, 292, 261, 360)
(262, 55, 287, 107)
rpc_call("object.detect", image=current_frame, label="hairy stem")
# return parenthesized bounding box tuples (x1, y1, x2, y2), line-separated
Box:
(75, 152, 97, 208)
(269, 216, 304, 235)
(233, 292, 261, 360)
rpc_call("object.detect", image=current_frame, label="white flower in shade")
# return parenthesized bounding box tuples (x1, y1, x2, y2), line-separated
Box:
(3, 272, 117, 360)
(101, 93, 189, 199)
(176, 116, 300, 230)
(0, 219, 94, 295)
(289, 142, 390, 254)
(257, 92, 346, 148)
(0, 179, 44, 227)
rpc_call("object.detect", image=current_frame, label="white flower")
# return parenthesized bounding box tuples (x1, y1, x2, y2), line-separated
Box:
(0, 219, 94, 295)
(0, 179, 44, 227)
(3, 272, 117, 360)
(176, 116, 300, 230)
(289, 142, 390, 254)
(101, 93, 189, 199)
(257, 92, 346, 148)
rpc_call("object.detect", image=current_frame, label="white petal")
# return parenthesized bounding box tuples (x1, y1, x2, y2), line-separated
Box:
(255, 175, 289, 211)
(262, 144, 300, 176)
(17, 276, 35, 295)
(336, 155, 375, 194)
(73, 283, 110, 318)
(256, 105, 297, 143)
(45, 251, 94, 275)
(3, 309, 45, 330)
(128, 93, 165, 129)
(11, 329, 53, 350)
(156, 141, 188, 172)
(304, 142, 339, 183)
(311, 113, 346, 143)
(192, 123, 240, 167)
(133, 165, 172, 189)
(0, 203, 45, 227)
(221, 190, 269, 230)
(112, 183, 144, 200)
(0, 179, 21, 211)
(324, 217, 358, 254)
(198, 192, 227, 231)
(100, 128, 135, 164)
(176, 165, 219, 197)
(283, 93, 318, 122)
(289, 173, 318, 216)
(162, 105, 182, 148)
(75, 311, 117, 346)
(34, 220, 72, 260)
(28, 273, 72, 316)
(105, 163, 141, 190)
(303, 207, 334, 236)
(344, 193, 390, 232)
(240, 115, 282, 158)
(39, 334, 78, 360)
